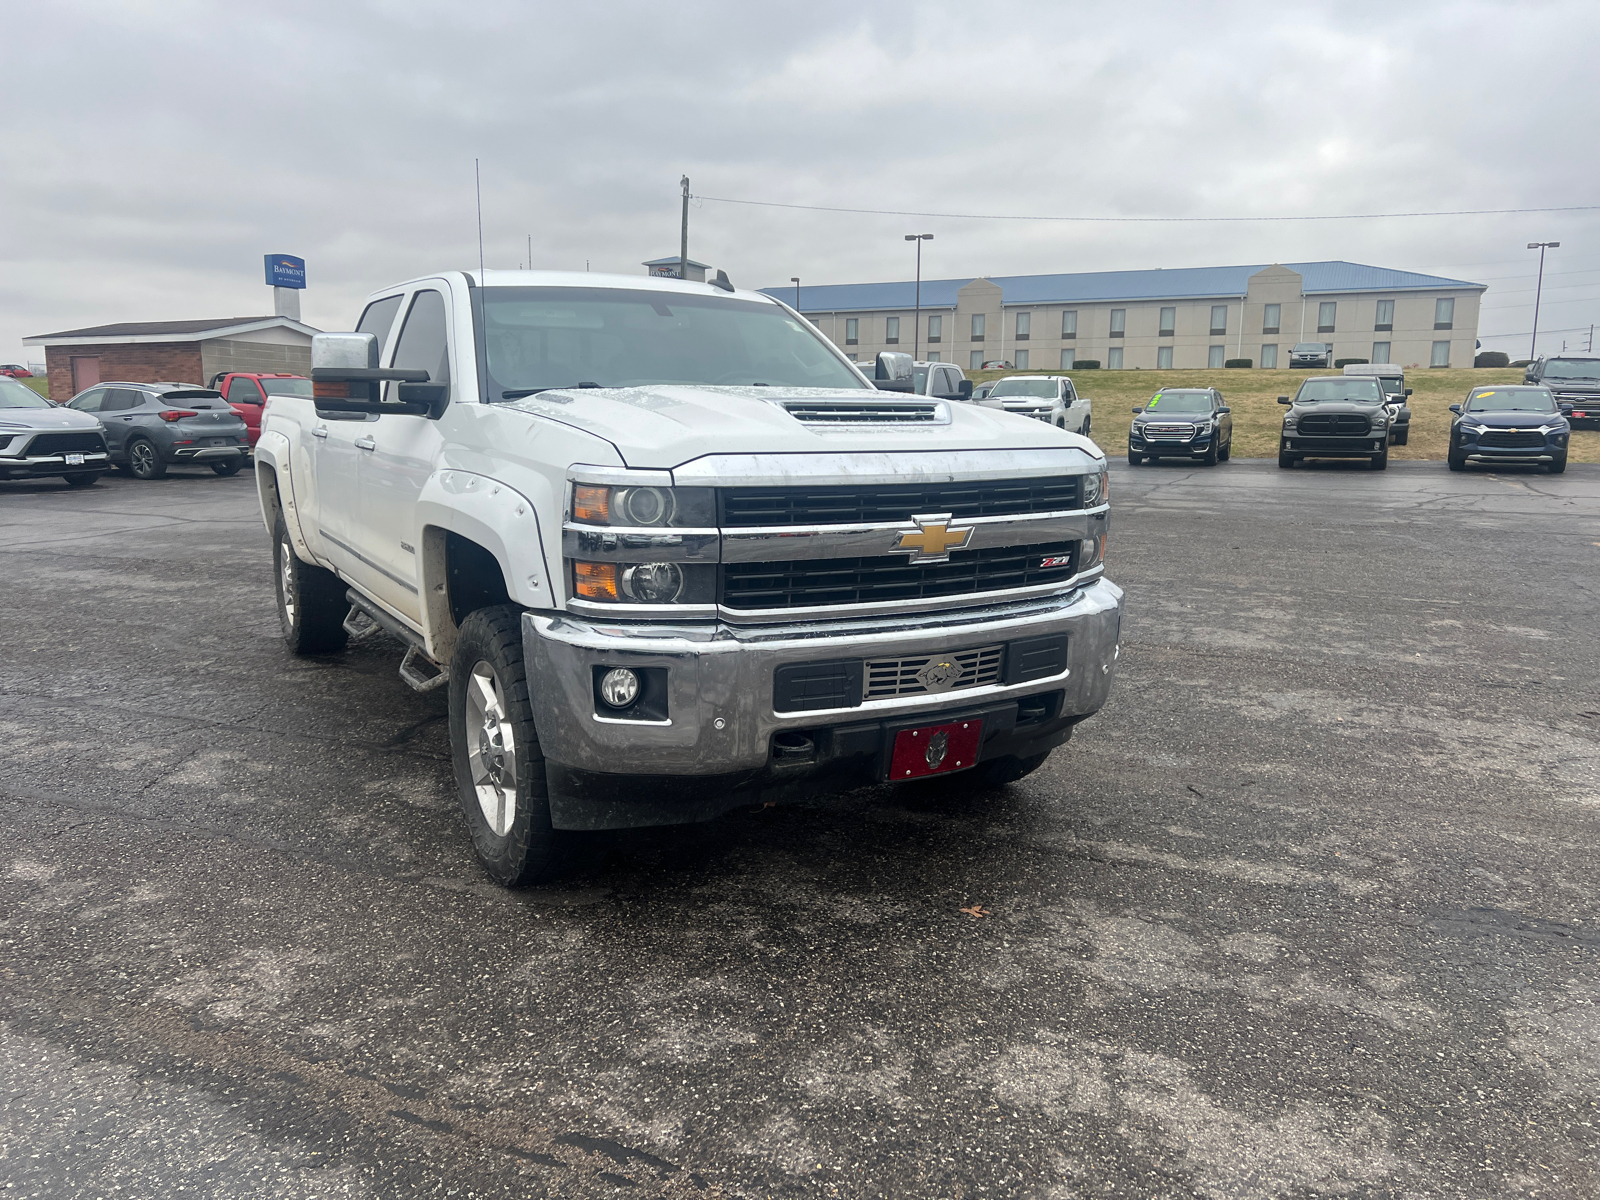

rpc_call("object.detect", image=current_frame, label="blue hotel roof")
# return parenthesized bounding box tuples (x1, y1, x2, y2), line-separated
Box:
(762, 261, 1485, 314)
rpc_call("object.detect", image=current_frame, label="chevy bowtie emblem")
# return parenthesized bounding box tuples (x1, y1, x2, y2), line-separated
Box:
(893, 514, 973, 563)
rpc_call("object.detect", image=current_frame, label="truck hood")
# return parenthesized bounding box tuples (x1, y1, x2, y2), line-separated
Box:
(1287, 401, 1386, 417)
(0, 406, 102, 434)
(504, 385, 1100, 469)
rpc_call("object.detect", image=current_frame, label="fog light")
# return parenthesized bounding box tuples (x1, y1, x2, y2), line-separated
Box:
(598, 667, 640, 709)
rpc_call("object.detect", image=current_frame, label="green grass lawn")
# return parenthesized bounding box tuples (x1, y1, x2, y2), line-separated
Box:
(21, 376, 49, 398)
(969, 366, 1600, 463)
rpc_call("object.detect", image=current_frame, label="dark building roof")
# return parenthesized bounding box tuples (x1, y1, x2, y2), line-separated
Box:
(763, 261, 1488, 314)
(25, 317, 285, 339)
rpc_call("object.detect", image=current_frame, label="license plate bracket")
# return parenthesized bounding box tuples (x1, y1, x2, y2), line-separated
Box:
(64, 453, 84, 466)
(888, 718, 983, 781)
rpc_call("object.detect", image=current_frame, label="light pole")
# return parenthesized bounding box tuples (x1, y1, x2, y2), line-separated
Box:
(790, 277, 800, 313)
(1528, 241, 1559, 360)
(905, 234, 933, 360)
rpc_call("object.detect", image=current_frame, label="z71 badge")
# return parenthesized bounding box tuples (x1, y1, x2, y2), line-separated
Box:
(1040, 553, 1073, 569)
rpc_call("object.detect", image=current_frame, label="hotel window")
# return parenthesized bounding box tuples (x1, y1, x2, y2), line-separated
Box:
(1156, 346, 1173, 369)
(1159, 307, 1175, 336)
(844, 318, 858, 346)
(1060, 348, 1075, 369)
(927, 314, 942, 343)
(1109, 309, 1126, 338)
(1262, 303, 1280, 335)
(1260, 344, 1278, 368)
(1107, 347, 1124, 369)
(970, 351, 983, 370)
(926, 352, 940, 362)
(1431, 340, 1450, 367)
(1371, 342, 1391, 364)
(1317, 301, 1336, 333)
(1061, 310, 1077, 339)
(1210, 305, 1228, 336)
(1374, 299, 1393, 331)
(1015, 349, 1029, 369)
(1015, 311, 1031, 340)
(1208, 344, 1225, 368)
(885, 316, 899, 344)
(1434, 297, 1454, 330)
(971, 313, 986, 341)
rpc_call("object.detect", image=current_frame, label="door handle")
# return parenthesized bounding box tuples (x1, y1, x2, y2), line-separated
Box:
(354, 437, 377, 451)
(312, 426, 329, 439)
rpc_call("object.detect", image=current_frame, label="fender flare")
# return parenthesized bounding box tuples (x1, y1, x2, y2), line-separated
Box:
(253, 430, 314, 562)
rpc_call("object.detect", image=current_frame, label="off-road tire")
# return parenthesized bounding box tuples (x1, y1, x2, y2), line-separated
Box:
(62, 472, 102, 487)
(273, 514, 348, 654)
(211, 458, 243, 477)
(127, 438, 166, 480)
(448, 605, 563, 887)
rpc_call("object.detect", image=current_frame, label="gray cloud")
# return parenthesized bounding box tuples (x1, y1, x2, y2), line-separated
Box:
(4, 0, 1598, 362)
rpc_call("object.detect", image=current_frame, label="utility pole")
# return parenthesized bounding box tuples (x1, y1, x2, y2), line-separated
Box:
(905, 233, 933, 360)
(680, 176, 691, 282)
(1528, 241, 1559, 360)
(790, 277, 800, 313)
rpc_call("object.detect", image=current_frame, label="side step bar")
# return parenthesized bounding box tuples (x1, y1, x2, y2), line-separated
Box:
(344, 590, 450, 694)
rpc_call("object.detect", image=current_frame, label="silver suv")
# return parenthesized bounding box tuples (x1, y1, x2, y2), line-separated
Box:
(65, 382, 248, 479)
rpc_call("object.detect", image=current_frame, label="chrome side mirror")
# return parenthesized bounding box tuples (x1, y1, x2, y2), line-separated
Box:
(312, 331, 379, 370)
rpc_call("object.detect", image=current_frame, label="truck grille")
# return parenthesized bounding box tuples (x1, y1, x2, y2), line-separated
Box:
(24, 432, 107, 456)
(721, 541, 1078, 610)
(1297, 414, 1370, 436)
(719, 479, 1081, 527)
(783, 401, 939, 424)
(1479, 429, 1546, 448)
(865, 644, 1004, 700)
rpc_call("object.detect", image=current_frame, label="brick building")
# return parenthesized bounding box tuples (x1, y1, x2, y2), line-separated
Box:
(24, 316, 319, 402)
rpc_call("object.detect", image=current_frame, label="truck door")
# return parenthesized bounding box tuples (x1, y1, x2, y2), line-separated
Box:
(305, 294, 404, 586)
(357, 286, 453, 622)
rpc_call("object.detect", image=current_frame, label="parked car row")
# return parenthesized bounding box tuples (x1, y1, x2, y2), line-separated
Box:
(0, 373, 307, 488)
(854, 355, 1094, 435)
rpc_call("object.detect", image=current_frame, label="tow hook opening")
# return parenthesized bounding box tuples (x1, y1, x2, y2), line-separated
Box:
(771, 730, 817, 765)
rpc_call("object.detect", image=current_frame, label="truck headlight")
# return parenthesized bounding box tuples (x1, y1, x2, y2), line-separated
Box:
(571, 483, 715, 528)
(1080, 468, 1109, 507)
(571, 560, 715, 605)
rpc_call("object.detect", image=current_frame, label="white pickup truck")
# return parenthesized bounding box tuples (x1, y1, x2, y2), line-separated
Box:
(255, 270, 1122, 885)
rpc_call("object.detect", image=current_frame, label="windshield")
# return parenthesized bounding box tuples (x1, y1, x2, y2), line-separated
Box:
(1379, 378, 1404, 398)
(481, 286, 868, 396)
(1292, 343, 1326, 353)
(1143, 391, 1211, 413)
(1466, 387, 1557, 413)
(1295, 379, 1383, 403)
(260, 378, 313, 397)
(1541, 359, 1600, 381)
(990, 379, 1056, 399)
(0, 379, 51, 409)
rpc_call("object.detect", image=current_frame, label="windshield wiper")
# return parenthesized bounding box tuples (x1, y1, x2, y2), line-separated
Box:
(502, 382, 605, 399)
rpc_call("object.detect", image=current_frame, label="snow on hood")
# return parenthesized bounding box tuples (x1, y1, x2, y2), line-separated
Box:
(503, 385, 1100, 470)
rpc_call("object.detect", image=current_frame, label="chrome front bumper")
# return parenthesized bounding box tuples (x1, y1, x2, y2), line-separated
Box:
(523, 578, 1123, 780)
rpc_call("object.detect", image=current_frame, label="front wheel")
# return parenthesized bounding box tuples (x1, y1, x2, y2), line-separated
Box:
(1549, 452, 1567, 474)
(62, 472, 102, 488)
(1219, 436, 1231, 462)
(1371, 450, 1388, 470)
(448, 605, 563, 886)
(1202, 440, 1219, 466)
(1278, 450, 1295, 468)
(1081, 415, 1091, 437)
(127, 438, 166, 480)
(1127, 449, 1142, 465)
(1447, 451, 1466, 472)
(273, 514, 349, 654)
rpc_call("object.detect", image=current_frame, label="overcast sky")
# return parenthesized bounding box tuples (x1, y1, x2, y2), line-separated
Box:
(4, 0, 1599, 365)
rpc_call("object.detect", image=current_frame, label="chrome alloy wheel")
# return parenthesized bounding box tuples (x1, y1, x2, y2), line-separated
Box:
(278, 535, 296, 629)
(130, 441, 157, 476)
(465, 661, 518, 836)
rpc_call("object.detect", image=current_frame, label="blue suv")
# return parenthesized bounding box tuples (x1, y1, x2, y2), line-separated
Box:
(1448, 385, 1571, 474)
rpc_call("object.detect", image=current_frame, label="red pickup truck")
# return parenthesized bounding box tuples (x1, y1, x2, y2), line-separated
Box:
(208, 372, 311, 449)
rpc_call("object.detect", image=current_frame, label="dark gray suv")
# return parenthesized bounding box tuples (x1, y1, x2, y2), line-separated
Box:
(65, 383, 248, 479)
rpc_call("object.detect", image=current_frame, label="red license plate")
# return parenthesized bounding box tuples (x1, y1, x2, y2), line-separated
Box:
(889, 719, 983, 780)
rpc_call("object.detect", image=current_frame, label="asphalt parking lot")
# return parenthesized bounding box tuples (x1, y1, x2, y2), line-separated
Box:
(3, 458, 1599, 1199)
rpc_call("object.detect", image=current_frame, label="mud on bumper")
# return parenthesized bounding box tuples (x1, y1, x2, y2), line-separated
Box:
(523, 580, 1124, 829)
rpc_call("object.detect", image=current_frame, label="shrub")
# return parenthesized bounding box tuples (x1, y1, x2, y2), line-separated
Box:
(1334, 358, 1368, 368)
(1510, 359, 1533, 368)
(1474, 351, 1510, 368)
(1071, 360, 1100, 370)
(1223, 358, 1252, 368)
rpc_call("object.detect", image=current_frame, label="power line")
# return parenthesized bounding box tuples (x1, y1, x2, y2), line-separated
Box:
(692, 193, 1600, 224)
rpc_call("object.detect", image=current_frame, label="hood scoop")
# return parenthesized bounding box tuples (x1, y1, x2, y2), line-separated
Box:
(780, 399, 948, 425)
